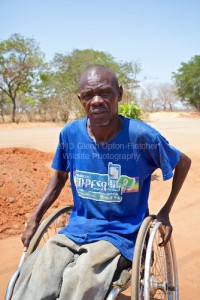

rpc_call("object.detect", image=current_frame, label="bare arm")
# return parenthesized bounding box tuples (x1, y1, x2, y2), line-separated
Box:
(22, 170, 69, 251)
(156, 152, 191, 246)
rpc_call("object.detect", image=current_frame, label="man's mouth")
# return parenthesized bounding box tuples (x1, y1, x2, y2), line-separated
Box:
(91, 109, 108, 115)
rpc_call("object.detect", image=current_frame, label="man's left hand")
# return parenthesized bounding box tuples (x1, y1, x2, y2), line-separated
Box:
(154, 209, 173, 247)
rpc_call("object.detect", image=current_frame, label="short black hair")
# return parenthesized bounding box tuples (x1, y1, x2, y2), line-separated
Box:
(78, 64, 119, 92)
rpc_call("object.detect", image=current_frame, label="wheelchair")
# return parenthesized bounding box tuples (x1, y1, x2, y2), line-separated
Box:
(5, 205, 179, 300)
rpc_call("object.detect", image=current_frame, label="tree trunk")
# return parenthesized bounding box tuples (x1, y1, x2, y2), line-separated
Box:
(12, 99, 16, 122)
(0, 113, 4, 122)
(198, 100, 200, 112)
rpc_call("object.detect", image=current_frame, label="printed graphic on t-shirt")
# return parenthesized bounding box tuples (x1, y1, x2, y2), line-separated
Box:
(73, 162, 139, 202)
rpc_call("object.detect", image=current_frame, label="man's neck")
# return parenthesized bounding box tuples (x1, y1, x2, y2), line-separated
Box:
(87, 116, 123, 144)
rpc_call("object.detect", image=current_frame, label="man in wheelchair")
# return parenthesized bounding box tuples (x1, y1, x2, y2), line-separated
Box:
(12, 65, 191, 300)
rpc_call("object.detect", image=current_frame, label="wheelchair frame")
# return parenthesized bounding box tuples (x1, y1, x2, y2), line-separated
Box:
(5, 205, 179, 300)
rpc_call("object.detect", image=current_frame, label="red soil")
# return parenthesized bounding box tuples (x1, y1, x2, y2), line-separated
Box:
(0, 148, 72, 239)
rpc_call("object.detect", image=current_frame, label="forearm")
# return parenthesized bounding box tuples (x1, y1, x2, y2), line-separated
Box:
(161, 152, 191, 213)
(30, 170, 69, 224)
(156, 152, 191, 246)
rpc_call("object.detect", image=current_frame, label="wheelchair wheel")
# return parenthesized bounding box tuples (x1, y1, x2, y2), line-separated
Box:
(131, 217, 179, 300)
(5, 205, 73, 300)
(131, 215, 154, 299)
(24, 205, 72, 261)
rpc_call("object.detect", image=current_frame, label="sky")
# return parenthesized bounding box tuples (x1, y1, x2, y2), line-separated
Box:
(0, 0, 200, 87)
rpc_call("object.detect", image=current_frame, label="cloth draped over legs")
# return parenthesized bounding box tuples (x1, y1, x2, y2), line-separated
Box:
(12, 234, 121, 300)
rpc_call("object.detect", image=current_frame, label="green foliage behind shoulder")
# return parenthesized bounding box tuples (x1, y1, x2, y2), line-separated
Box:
(118, 103, 143, 120)
(173, 55, 200, 111)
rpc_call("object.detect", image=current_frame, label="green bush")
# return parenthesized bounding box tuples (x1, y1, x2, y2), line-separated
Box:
(118, 103, 143, 120)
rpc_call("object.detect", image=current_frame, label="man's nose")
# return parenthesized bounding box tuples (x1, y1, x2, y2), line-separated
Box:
(90, 95, 104, 105)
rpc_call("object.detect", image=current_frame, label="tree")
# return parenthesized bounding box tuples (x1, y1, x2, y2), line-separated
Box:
(41, 49, 141, 119)
(50, 49, 141, 94)
(139, 83, 160, 112)
(173, 55, 200, 111)
(157, 83, 177, 111)
(0, 33, 45, 122)
(0, 90, 7, 122)
(139, 83, 178, 112)
(16, 92, 36, 122)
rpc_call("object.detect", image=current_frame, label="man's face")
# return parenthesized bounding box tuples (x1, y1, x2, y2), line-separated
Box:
(78, 68, 123, 126)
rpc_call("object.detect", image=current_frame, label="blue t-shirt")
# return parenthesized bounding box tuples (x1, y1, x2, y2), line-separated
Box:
(52, 116, 181, 261)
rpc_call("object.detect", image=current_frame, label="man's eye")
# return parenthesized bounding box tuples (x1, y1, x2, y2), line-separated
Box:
(82, 94, 92, 101)
(101, 93, 110, 99)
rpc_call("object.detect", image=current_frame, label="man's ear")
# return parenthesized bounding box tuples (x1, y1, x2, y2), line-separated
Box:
(78, 94, 81, 102)
(118, 85, 123, 103)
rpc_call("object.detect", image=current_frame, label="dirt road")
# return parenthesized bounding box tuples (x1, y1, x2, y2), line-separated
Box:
(0, 112, 199, 299)
(0, 127, 62, 152)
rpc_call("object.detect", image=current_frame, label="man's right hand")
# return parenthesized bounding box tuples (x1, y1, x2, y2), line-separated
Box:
(21, 220, 40, 252)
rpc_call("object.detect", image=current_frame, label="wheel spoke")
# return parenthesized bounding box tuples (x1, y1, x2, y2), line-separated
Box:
(131, 217, 178, 300)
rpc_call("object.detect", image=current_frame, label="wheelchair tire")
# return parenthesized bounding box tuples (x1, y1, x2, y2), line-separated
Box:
(24, 205, 73, 262)
(131, 215, 155, 299)
(131, 216, 179, 300)
(144, 222, 179, 300)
